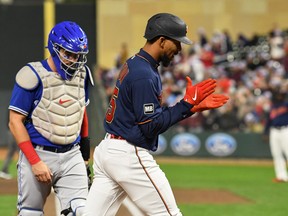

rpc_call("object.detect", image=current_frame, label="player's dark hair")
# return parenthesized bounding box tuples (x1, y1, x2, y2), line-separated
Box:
(146, 36, 161, 44)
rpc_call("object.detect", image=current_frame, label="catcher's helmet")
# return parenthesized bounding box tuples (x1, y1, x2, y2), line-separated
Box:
(144, 13, 192, 45)
(47, 21, 88, 80)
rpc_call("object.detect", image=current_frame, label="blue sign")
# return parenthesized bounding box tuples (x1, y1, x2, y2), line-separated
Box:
(205, 133, 237, 157)
(170, 133, 201, 156)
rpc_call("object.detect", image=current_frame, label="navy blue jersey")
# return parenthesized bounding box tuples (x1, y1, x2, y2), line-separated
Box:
(104, 49, 193, 151)
(264, 102, 288, 134)
(9, 59, 90, 146)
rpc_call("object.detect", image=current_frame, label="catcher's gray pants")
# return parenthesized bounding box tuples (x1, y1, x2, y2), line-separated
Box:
(17, 146, 88, 216)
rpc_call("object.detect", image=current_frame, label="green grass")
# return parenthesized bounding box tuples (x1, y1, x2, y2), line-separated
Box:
(159, 163, 288, 216)
(1, 160, 288, 216)
(0, 160, 17, 216)
(0, 195, 18, 216)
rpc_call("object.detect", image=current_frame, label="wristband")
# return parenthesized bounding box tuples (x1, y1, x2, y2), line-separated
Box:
(18, 140, 40, 165)
(80, 137, 90, 161)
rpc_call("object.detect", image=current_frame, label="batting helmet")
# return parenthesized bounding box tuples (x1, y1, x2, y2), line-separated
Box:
(47, 21, 88, 80)
(144, 13, 192, 45)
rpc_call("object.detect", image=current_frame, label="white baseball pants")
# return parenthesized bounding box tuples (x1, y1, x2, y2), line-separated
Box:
(84, 136, 182, 216)
(270, 127, 288, 181)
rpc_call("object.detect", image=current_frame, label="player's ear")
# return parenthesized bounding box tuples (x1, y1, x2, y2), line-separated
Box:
(159, 36, 166, 48)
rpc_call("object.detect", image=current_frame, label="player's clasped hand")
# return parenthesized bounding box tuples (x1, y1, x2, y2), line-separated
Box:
(183, 76, 217, 106)
(32, 161, 53, 184)
(191, 94, 229, 113)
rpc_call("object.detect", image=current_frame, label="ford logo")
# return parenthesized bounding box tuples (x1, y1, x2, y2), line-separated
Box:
(205, 133, 237, 157)
(170, 133, 200, 156)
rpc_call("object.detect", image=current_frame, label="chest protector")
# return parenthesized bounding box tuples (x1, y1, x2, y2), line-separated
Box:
(29, 62, 86, 145)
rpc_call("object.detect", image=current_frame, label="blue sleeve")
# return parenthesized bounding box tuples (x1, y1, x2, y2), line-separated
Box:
(132, 78, 161, 122)
(131, 79, 193, 139)
(139, 100, 193, 139)
(9, 83, 37, 116)
(125, 124, 158, 150)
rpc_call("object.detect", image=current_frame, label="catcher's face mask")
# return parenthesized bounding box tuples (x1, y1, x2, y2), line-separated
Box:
(47, 21, 89, 80)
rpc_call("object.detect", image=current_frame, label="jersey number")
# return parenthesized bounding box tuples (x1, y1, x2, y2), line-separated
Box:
(105, 87, 119, 123)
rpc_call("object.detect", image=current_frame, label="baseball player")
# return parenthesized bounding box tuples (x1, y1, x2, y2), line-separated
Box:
(8, 21, 93, 216)
(84, 13, 229, 216)
(264, 90, 288, 182)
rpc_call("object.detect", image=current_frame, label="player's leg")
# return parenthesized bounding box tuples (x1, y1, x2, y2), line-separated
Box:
(17, 152, 51, 216)
(122, 197, 145, 216)
(117, 145, 182, 216)
(270, 128, 287, 181)
(53, 147, 88, 216)
(85, 171, 126, 216)
(279, 127, 288, 181)
(84, 140, 127, 216)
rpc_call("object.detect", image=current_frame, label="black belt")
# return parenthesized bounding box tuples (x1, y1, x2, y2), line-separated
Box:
(32, 143, 78, 153)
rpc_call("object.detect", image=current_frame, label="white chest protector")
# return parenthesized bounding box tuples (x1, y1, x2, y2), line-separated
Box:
(27, 62, 86, 145)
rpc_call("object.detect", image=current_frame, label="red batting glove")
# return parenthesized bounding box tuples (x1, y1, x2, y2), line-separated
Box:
(191, 94, 229, 113)
(183, 77, 217, 105)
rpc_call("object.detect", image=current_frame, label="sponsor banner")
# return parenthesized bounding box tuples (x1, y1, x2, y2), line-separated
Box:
(154, 131, 271, 158)
(170, 133, 201, 156)
(205, 133, 237, 157)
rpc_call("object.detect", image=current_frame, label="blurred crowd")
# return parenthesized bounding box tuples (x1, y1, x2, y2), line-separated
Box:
(97, 25, 288, 134)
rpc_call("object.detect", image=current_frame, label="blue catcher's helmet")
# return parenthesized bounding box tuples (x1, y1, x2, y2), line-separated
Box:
(47, 21, 88, 80)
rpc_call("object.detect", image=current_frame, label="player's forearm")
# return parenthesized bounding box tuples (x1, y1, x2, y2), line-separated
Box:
(8, 111, 30, 144)
(139, 100, 193, 138)
(9, 110, 41, 165)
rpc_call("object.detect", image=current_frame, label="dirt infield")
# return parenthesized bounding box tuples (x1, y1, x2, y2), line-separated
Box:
(0, 179, 251, 216)
(1, 179, 254, 203)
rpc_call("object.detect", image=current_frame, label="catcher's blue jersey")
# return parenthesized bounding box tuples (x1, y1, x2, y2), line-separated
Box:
(104, 49, 193, 151)
(9, 59, 90, 147)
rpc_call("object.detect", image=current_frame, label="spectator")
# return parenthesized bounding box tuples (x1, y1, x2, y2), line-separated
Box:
(197, 27, 209, 48)
(98, 27, 288, 134)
